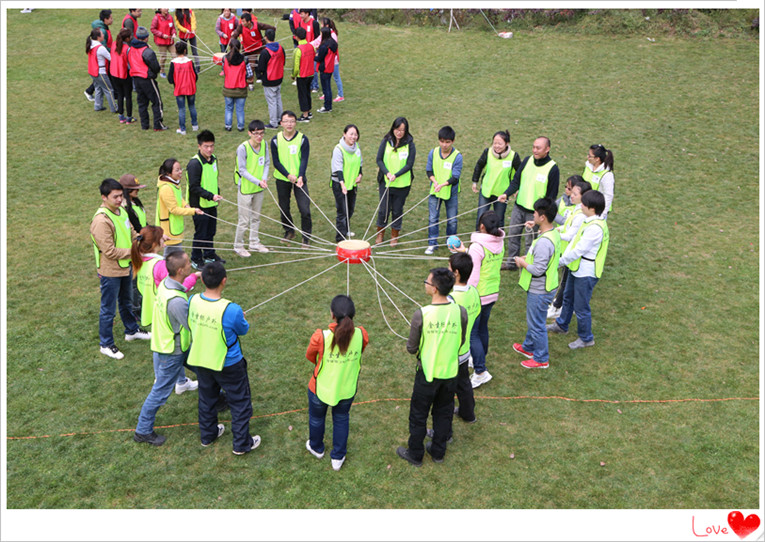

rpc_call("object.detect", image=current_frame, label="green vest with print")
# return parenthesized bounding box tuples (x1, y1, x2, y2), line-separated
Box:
(475, 243, 504, 298)
(273, 132, 304, 181)
(186, 154, 219, 208)
(187, 294, 231, 371)
(382, 141, 411, 188)
(449, 286, 480, 357)
(518, 229, 561, 292)
(517, 158, 556, 210)
(315, 328, 363, 406)
(156, 182, 185, 236)
(419, 303, 461, 382)
(136, 257, 161, 327)
(480, 150, 516, 198)
(558, 206, 582, 254)
(430, 147, 460, 201)
(92, 207, 132, 269)
(331, 144, 362, 190)
(235, 140, 267, 195)
(150, 279, 191, 354)
(567, 219, 610, 278)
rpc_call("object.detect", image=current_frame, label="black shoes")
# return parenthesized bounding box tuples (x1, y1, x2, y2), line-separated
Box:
(425, 441, 444, 463)
(133, 431, 167, 446)
(396, 446, 423, 467)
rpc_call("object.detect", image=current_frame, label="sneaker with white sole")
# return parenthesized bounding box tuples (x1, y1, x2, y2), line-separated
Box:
(318, 94, 325, 100)
(547, 304, 562, 319)
(233, 435, 261, 455)
(347, 231, 355, 238)
(470, 370, 492, 389)
(201, 424, 225, 446)
(175, 378, 198, 395)
(317, 106, 331, 113)
(176, 128, 186, 135)
(512, 342, 534, 358)
(331, 457, 345, 471)
(333, 96, 345, 102)
(234, 248, 251, 258)
(125, 330, 151, 341)
(424, 245, 436, 255)
(306, 439, 325, 459)
(546, 321, 568, 334)
(521, 358, 549, 369)
(568, 338, 595, 349)
(100, 345, 124, 360)
(249, 244, 270, 253)
(192, 125, 199, 131)
(84, 91, 95, 102)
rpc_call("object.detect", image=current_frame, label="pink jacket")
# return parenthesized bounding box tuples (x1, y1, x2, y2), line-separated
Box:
(466, 230, 506, 305)
(143, 255, 199, 291)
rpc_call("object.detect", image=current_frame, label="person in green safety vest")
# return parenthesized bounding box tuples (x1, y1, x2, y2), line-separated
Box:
(497, 136, 560, 271)
(513, 198, 561, 369)
(425, 126, 463, 255)
(119, 173, 149, 322)
(583, 144, 615, 219)
(471, 129, 521, 230)
(90, 178, 148, 360)
(133, 250, 199, 446)
(397, 268, 467, 467)
(234, 119, 271, 257)
(330, 124, 363, 242)
(305, 295, 369, 471)
(547, 190, 609, 350)
(375, 117, 416, 247)
(187, 129, 224, 269)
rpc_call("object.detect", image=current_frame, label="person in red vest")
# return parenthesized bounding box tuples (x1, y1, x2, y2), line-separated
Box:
(215, 8, 238, 76)
(174, 9, 199, 72)
(122, 8, 142, 38)
(110, 28, 135, 124)
(128, 26, 167, 131)
(315, 27, 337, 113)
(150, 8, 175, 79)
(86, 28, 117, 113)
(222, 39, 253, 132)
(85, 10, 114, 103)
(232, 11, 275, 76)
(168, 41, 198, 135)
(257, 28, 285, 129)
(291, 26, 314, 123)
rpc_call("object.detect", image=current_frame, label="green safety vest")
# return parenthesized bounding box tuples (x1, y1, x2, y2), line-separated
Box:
(187, 294, 232, 371)
(430, 147, 460, 201)
(186, 154, 219, 208)
(566, 218, 610, 278)
(449, 286, 480, 357)
(419, 303, 461, 382)
(582, 164, 609, 191)
(91, 207, 132, 269)
(134, 205, 147, 229)
(518, 229, 561, 292)
(136, 257, 161, 327)
(273, 132, 304, 181)
(315, 328, 363, 406)
(330, 144, 362, 190)
(235, 140, 267, 195)
(517, 158, 556, 210)
(558, 206, 582, 254)
(382, 141, 411, 188)
(475, 243, 504, 298)
(480, 150, 516, 198)
(557, 197, 576, 221)
(156, 182, 185, 236)
(150, 279, 191, 354)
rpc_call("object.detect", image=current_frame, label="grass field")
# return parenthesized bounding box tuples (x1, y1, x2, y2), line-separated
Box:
(1, 5, 761, 535)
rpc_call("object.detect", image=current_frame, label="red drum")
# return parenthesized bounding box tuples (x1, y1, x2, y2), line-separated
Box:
(336, 240, 371, 264)
(213, 52, 225, 66)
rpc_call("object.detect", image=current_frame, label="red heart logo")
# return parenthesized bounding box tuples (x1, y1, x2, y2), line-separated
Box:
(728, 511, 761, 539)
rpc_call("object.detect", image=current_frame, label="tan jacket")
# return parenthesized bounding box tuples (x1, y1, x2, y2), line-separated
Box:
(90, 206, 134, 277)
(157, 176, 196, 245)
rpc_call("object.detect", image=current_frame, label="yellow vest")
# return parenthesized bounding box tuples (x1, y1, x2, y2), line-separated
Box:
(382, 141, 411, 188)
(187, 295, 231, 370)
(91, 207, 131, 269)
(419, 303, 461, 382)
(315, 328, 363, 406)
(150, 279, 191, 354)
(136, 257, 161, 326)
(518, 229, 561, 292)
(430, 147, 460, 201)
(273, 132, 304, 181)
(517, 158, 555, 210)
(236, 140, 267, 194)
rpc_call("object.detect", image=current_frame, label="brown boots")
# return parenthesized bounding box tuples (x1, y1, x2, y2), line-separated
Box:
(390, 228, 400, 247)
(375, 226, 385, 245)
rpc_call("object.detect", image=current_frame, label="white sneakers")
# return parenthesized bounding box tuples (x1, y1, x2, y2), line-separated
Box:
(233, 435, 261, 455)
(331, 457, 345, 471)
(234, 248, 251, 258)
(306, 439, 325, 459)
(175, 378, 198, 395)
(201, 424, 225, 447)
(100, 345, 124, 360)
(125, 330, 151, 341)
(547, 304, 562, 319)
(470, 370, 492, 389)
(249, 244, 269, 253)
(424, 245, 436, 255)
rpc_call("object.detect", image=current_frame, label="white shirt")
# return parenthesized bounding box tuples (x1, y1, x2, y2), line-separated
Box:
(560, 215, 604, 278)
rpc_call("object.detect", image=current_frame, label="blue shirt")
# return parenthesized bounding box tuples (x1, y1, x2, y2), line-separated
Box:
(200, 293, 249, 366)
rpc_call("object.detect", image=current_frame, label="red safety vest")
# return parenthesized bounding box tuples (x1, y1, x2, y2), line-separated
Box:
(153, 14, 175, 46)
(241, 19, 262, 54)
(265, 44, 285, 81)
(218, 15, 238, 46)
(105, 28, 113, 49)
(87, 43, 107, 77)
(176, 11, 195, 39)
(173, 58, 197, 96)
(122, 13, 137, 37)
(297, 42, 315, 77)
(109, 42, 128, 78)
(320, 43, 336, 73)
(290, 9, 301, 41)
(128, 45, 149, 78)
(223, 58, 247, 89)
(300, 16, 317, 43)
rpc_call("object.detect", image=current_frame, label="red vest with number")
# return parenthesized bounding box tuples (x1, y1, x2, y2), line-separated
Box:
(266, 44, 285, 80)
(173, 58, 197, 96)
(87, 43, 105, 77)
(153, 14, 175, 46)
(223, 58, 247, 89)
(300, 17, 317, 43)
(122, 13, 137, 37)
(297, 42, 315, 77)
(109, 42, 128, 78)
(241, 20, 262, 54)
(218, 15, 238, 46)
(128, 45, 148, 78)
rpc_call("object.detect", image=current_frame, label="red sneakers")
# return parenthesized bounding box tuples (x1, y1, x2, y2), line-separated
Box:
(512, 343, 533, 358)
(521, 359, 549, 369)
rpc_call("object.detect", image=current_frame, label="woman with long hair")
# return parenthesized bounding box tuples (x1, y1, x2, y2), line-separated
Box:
(582, 144, 615, 218)
(222, 38, 252, 132)
(375, 117, 416, 246)
(156, 158, 202, 252)
(86, 28, 117, 113)
(174, 8, 200, 71)
(110, 28, 134, 123)
(314, 26, 337, 113)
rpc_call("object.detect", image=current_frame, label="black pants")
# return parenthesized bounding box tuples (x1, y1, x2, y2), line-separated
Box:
(192, 206, 217, 262)
(134, 76, 164, 130)
(296, 76, 312, 114)
(111, 75, 133, 117)
(455, 362, 476, 423)
(276, 179, 312, 243)
(408, 368, 457, 461)
(319, 71, 332, 110)
(85, 82, 95, 95)
(196, 358, 254, 452)
(332, 182, 357, 242)
(377, 182, 410, 230)
(552, 267, 570, 309)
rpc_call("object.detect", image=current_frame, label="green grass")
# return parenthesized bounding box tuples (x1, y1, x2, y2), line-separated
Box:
(3, 7, 760, 517)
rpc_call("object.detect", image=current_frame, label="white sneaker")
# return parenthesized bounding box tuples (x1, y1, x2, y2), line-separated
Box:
(306, 439, 324, 459)
(470, 370, 492, 389)
(175, 378, 198, 395)
(192, 125, 199, 131)
(546, 304, 561, 319)
(201, 424, 225, 447)
(249, 243, 269, 253)
(347, 231, 355, 238)
(468, 355, 474, 369)
(424, 245, 436, 255)
(125, 330, 151, 341)
(291, 80, 297, 86)
(100, 345, 124, 360)
(331, 457, 345, 471)
(233, 435, 261, 455)
(234, 248, 251, 258)
(176, 128, 186, 135)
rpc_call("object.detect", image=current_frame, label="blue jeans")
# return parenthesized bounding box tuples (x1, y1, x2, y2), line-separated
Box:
(476, 193, 508, 229)
(319, 71, 332, 110)
(224, 96, 246, 130)
(332, 63, 343, 97)
(427, 186, 459, 246)
(522, 290, 556, 363)
(99, 273, 139, 347)
(176, 95, 197, 130)
(470, 301, 494, 374)
(556, 274, 599, 342)
(308, 389, 354, 460)
(135, 351, 187, 434)
(310, 69, 319, 90)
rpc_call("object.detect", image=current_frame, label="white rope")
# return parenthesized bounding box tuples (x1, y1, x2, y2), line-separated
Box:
(346, 260, 350, 297)
(365, 192, 430, 244)
(263, 184, 336, 247)
(364, 258, 421, 306)
(191, 32, 219, 56)
(243, 258, 347, 313)
(479, 9, 501, 35)
(385, 198, 494, 246)
(360, 259, 409, 340)
(371, 254, 449, 261)
(298, 183, 347, 242)
(361, 182, 390, 241)
(226, 253, 335, 273)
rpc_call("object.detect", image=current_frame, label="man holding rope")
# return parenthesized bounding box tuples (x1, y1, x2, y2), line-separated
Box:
(187, 130, 224, 269)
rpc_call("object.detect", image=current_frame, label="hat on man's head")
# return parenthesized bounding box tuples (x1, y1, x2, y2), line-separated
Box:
(135, 26, 150, 40)
(119, 174, 146, 190)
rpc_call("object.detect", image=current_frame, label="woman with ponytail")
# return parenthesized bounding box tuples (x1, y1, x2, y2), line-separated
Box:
(304, 295, 369, 471)
(583, 144, 615, 218)
(86, 28, 117, 113)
